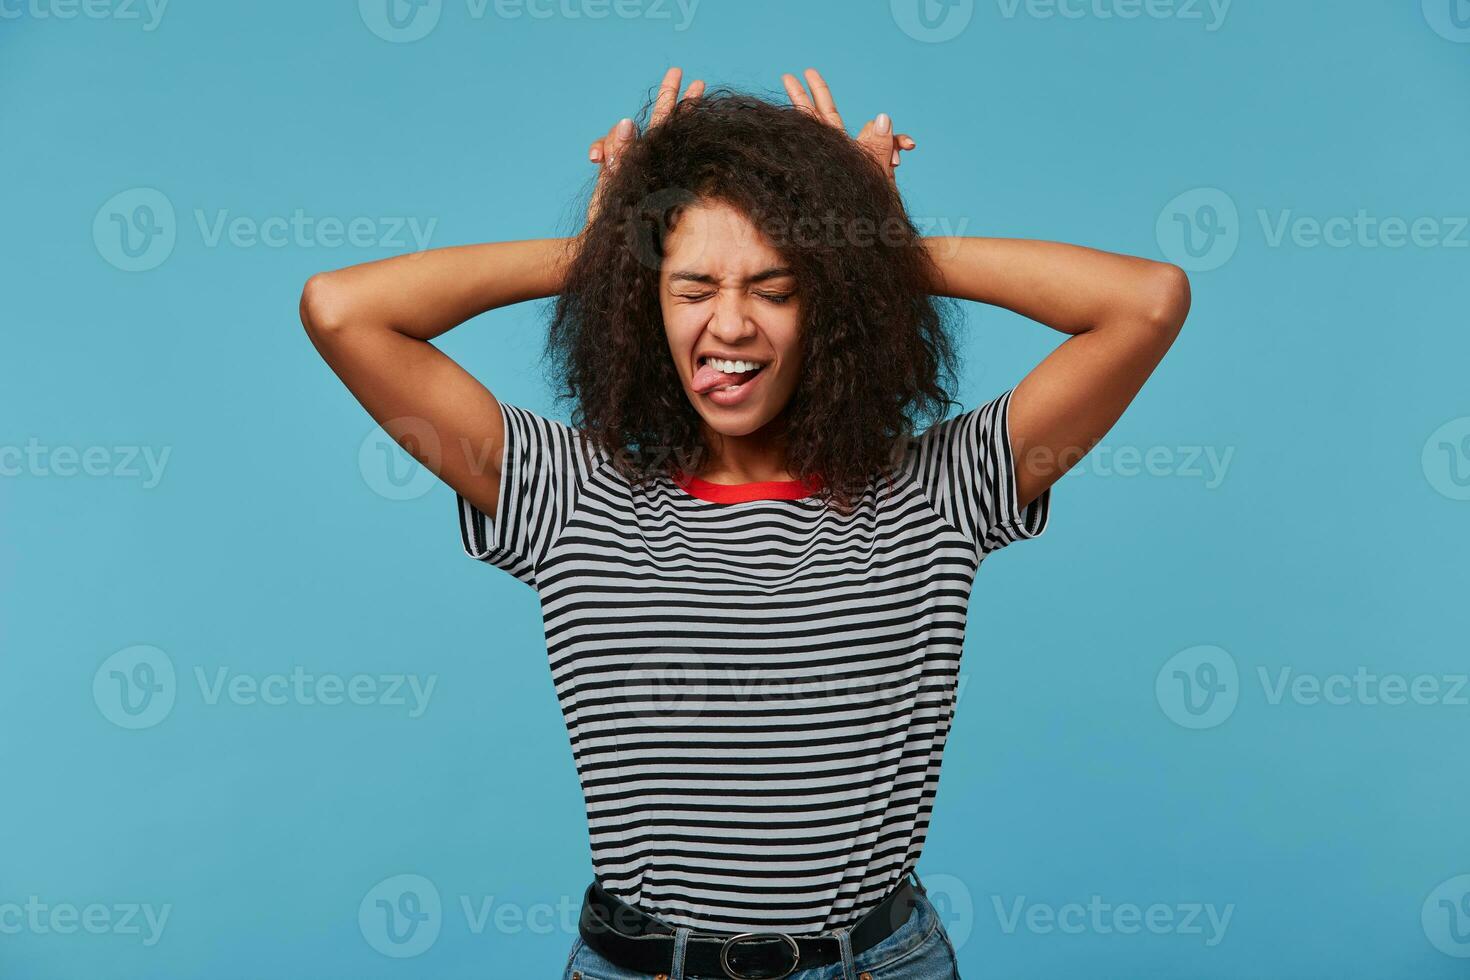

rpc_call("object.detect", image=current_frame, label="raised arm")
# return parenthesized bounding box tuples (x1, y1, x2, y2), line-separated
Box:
(923, 237, 1191, 510)
(299, 238, 573, 518)
(773, 69, 1188, 514)
(300, 67, 705, 519)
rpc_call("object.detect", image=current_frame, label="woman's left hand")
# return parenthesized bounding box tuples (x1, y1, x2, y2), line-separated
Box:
(780, 68, 916, 183)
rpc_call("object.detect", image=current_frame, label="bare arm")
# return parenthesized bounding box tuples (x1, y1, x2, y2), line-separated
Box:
(300, 67, 704, 520)
(299, 238, 573, 518)
(771, 70, 1189, 514)
(923, 237, 1191, 509)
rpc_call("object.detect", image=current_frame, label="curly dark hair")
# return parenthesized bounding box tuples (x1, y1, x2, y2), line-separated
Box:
(544, 85, 964, 512)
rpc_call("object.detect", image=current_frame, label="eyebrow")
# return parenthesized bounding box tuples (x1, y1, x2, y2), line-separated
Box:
(666, 266, 796, 286)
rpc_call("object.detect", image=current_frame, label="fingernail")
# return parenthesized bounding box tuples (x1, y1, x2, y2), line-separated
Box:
(876, 113, 891, 134)
(589, 147, 601, 161)
(617, 118, 634, 138)
(892, 149, 900, 166)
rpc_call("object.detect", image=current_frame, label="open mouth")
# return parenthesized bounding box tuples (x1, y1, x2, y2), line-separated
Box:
(695, 355, 767, 392)
(691, 356, 771, 406)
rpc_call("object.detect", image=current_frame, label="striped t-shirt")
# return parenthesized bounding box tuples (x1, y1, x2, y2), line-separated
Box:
(455, 386, 1051, 934)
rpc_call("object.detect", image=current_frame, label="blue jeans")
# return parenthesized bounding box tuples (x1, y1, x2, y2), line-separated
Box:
(561, 884, 962, 979)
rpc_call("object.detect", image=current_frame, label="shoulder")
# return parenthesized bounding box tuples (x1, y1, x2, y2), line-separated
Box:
(495, 400, 618, 482)
(895, 389, 1013, 475)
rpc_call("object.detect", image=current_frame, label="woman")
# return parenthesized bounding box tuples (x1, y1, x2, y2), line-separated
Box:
(301, 67, 1189, 980)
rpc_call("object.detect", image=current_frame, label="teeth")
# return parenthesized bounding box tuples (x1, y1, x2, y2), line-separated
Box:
(705, 357, 763, 374)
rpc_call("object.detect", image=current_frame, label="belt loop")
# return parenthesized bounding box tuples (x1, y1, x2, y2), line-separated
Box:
(835, 925, 858, 980)
(670, 926, 691, 980)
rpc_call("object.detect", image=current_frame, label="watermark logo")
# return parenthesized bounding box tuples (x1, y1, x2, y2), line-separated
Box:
(891, 0, 975, 42)
(1423, 874, 1470, 957)
(360, 417, 443, 501)
(93, 645, 176, 730)
(624, 186, 702, 272)
(922, 873, 975, 951)
(94, 188, 176, 272)
(1156, 645, 1238, 729)
(1422, 417, 1470, 501)
(1159, 187, 1469, 269)
(619, 647, 712, 727)
(1156, 187, 1238, 272)
(93, 647, 436, 723)
(1160, 651, 1467, 724)
(94, 188, 438, 272)
(1423, 0, 1470, 42)
(360, 874, 442, 957)
(359, 0, 442, 42)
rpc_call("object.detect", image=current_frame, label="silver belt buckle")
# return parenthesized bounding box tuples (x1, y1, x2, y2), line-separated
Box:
(719, 931, 801, 979)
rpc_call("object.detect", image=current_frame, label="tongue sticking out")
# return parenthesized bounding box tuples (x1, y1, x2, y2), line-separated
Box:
(692, 362, 763, 395)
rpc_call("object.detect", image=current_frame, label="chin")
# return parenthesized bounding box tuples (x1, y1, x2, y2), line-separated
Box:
(697, 410, 766, 437)
(688, 397, 778, 435)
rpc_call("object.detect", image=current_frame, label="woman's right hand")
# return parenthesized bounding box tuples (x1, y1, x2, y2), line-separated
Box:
(584, 66, 704, 227)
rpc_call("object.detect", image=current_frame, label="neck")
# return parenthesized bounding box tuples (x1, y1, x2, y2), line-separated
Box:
(693, 416, 795, 483)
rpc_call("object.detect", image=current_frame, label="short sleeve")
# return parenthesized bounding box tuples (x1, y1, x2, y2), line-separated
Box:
(455, 401, 604, 589)
(905, 386, 1052, 558)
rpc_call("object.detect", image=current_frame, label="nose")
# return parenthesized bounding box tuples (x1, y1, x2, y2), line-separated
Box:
(706, 290, 758, 344)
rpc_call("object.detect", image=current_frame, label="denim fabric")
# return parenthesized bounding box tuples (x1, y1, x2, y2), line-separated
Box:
(561, 885, 961, 980)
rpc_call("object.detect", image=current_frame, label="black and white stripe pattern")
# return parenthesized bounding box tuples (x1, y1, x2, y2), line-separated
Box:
(456, 387, 1050, 934)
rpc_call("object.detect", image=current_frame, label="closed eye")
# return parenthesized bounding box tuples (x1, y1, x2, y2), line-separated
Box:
(672, 291, 795, 305)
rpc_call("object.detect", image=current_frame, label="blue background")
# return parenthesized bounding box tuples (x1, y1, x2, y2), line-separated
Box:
(3, 1, 1468, 976)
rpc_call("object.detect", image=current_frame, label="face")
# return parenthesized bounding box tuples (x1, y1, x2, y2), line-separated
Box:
(659, 200, 802, 440)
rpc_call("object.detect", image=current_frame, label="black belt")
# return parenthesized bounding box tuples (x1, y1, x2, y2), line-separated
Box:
(577, 873, 925, 979)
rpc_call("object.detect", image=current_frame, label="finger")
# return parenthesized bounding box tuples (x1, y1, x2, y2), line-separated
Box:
(606, 117, 636, 165)
(802, 67, 844, 129)
(856, 129, 887, 161)
(781, 72, 817, 119)
(892, 148, 900, 167)
(898, 134, 916, 149)
(589, 140, 603, 163)
(683, 78, 705, 102)
(649, 66, 683, 128)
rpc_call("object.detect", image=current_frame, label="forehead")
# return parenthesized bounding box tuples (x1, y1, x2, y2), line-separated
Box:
(661, 200, 789, 277)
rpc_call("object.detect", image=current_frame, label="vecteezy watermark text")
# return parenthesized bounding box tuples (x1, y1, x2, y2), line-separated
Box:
(358, 0, 700, 42)
(94, 188, 438, 272)
(0, 0, 168, 30)
(1157, 187, 1469, 272)
(359, 874, 589, 958)
(994, 0, 1230, 30)
(992, 894, 1234, 946)
(93, 646, 438, 729)
(0, 440, 170, 488)
(0, 897, 171, 946)
(1157, 645, 1470, 729)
